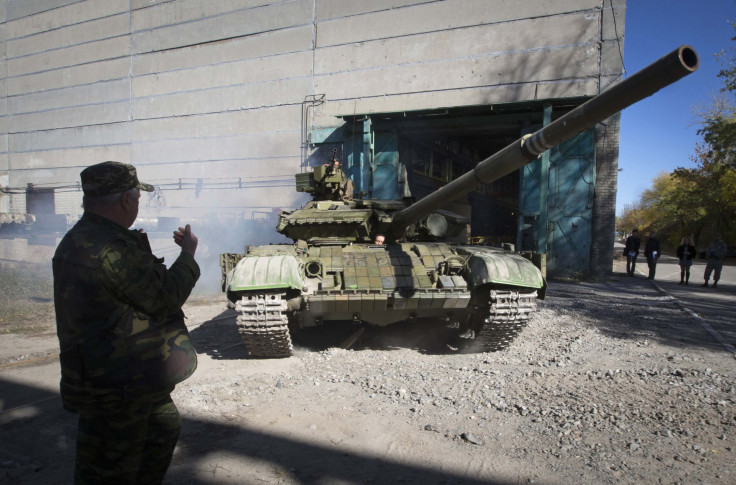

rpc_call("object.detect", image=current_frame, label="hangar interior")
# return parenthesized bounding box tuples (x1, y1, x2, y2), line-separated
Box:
(311, 101, 596, 279)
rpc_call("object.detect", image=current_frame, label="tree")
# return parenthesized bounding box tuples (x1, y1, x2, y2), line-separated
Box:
(639, 172, 705, 247)
(616, 200, 647, 238)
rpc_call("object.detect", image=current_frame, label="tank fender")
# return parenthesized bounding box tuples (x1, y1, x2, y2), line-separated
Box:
(227, 255, 304, 292)
(465, 252, 545, 290)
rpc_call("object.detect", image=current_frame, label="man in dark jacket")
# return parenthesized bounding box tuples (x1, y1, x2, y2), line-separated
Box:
(623, 229, 641, 277)
(644, 231, 661, 280)
(53, 161, 200, 484)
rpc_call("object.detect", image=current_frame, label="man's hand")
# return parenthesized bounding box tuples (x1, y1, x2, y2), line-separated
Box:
(173, 224, 198, 256)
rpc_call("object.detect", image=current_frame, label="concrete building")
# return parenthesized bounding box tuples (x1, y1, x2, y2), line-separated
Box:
(0, 0, 626, 278)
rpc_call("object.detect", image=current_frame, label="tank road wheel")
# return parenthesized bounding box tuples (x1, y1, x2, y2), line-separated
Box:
(457, 289, 538, 353)
(235, 292, 293, 358)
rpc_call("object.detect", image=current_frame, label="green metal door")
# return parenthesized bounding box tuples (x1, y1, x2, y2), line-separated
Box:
(372, 132, 399, 199)
(520, 129, 595, 278)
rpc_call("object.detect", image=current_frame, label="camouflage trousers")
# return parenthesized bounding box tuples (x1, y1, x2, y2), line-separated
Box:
(74, 393, 180, 484)
(704, 258, 723, 282)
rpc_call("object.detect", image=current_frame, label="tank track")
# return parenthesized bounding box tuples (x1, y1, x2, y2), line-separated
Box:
(235, 292, 293, 358)
(462, 290, 538, 352)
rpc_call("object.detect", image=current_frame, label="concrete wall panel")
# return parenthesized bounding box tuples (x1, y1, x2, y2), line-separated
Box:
(133, 77, 313, 119)
(7, 36, 130, 77)
(7, 58, 129, 96)
(8, 79, 129, 115)
(315, 12, 599, 75)
(7, 13, 129, 58)
(10, 124, 130, 155)
(601, 40, 625, 79)
(0, 22, 7, 52)
(317, 0, 600, 47)
(131, 0, 274, 31)
(316, 0, 433, 21)
(132, 131, 300, 165)
(131, 0, 312, 54)
(9, 102, 130, 132)
(602, 0, 626, 40)
(132, 105, 300, 141)
(10, 165, 84, 186)
(315, 46, 598, 102)
(130, 0, 169, 10)
(132, 26, 313, 76)
(316, 79, 598, 121)
(8, 145, 132, 182)
(11, 146, 132, 172)
(6, 0, 128, 37)
(534, 78, 599, 100)
(133, 51, 312, 97)
(6, 0, 80, 21)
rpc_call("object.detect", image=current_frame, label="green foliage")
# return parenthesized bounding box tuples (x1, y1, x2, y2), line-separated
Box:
(617, 173, 705, 250)
(616, 201, 648, 237)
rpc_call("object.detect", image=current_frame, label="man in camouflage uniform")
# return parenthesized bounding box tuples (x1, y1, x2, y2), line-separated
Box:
(53, 161, 200, 484)
(702, 233, 728, 288)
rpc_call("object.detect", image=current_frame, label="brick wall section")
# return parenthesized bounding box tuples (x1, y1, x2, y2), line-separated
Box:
(591, 113, 621, 278)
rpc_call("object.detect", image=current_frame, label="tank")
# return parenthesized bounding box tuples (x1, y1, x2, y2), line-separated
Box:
(220, 45, 699, 358)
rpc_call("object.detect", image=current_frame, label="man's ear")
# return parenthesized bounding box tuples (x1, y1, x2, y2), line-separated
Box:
(120, 190, 133, 211)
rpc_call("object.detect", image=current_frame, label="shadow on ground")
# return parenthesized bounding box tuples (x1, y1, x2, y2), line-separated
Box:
(0, 377, 516, 485)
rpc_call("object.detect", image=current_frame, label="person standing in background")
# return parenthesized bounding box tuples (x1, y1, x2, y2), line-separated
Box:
(676, 236, 697, 285)
(644, 231, 660, 280)
(702, 233, 727, 288)
(623, 229, 641, 277)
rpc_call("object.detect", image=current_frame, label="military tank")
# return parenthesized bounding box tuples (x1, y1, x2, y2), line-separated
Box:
(220, 45, 699, 358)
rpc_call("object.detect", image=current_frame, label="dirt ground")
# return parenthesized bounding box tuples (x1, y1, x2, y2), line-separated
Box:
(1, 258, 735, 484)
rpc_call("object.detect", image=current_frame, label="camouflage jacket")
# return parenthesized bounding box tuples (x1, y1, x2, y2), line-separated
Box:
(53, 212, 200, 413)
(706, 239, 727, 260)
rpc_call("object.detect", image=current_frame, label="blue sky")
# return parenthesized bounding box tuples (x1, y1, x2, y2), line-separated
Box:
(617, 0, 735, 214)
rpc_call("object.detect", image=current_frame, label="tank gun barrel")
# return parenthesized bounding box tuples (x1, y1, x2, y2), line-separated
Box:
(387, 45, 699, 241)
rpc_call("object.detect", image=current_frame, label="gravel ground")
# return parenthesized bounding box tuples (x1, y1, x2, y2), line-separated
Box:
(1, 259, 735, 484)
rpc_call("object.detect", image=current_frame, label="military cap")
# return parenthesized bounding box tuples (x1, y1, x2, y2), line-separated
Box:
(80, 161, 154, 196)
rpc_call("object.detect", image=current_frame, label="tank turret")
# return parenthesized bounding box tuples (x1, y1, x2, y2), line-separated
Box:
(279, 147, 468, 244)
(221, 46, 699, 358)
